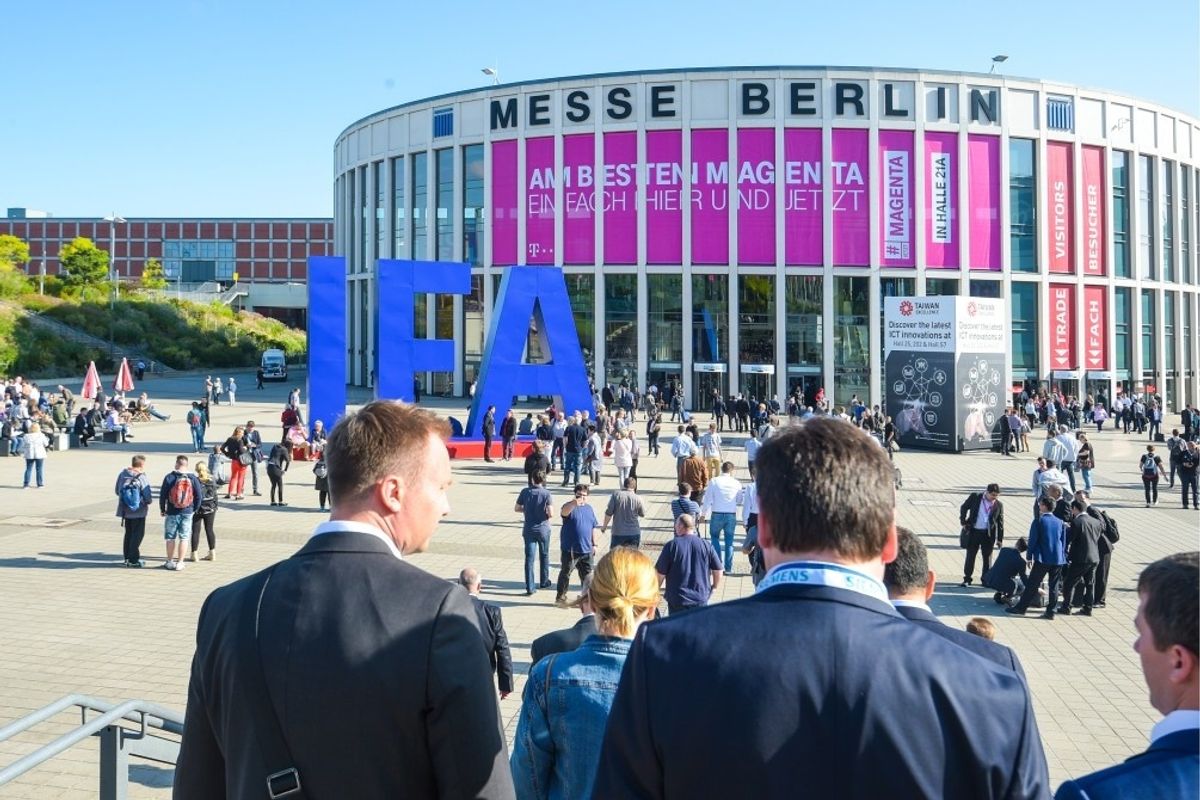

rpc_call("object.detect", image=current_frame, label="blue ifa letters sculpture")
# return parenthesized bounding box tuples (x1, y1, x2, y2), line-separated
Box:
(307, 257, 595, 439)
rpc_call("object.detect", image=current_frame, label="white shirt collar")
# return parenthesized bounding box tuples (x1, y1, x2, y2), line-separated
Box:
(891, 599, 933, 613)
(1151, 709, 1200, 743)
(312, 520, 404, 560)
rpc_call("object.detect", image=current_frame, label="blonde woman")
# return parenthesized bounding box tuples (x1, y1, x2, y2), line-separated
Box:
(512, 548, 660, 800)
(219, 425, 249, 500)
(20, 422, 50, 488)
(188, 462, 219, 562)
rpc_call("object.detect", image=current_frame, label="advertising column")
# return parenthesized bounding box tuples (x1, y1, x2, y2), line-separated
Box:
(954, 297, 1008, 451)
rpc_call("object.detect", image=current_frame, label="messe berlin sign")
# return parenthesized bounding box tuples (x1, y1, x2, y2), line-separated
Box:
(306, 258, 594, 438)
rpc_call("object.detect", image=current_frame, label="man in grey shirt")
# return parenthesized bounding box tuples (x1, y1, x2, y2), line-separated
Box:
(601, 477, 647, 548)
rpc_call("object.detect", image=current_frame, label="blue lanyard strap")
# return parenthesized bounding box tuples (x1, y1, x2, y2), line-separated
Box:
(756, 560, 890, 604)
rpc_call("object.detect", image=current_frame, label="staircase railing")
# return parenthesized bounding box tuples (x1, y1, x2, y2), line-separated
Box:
(0, 694, 184, 799)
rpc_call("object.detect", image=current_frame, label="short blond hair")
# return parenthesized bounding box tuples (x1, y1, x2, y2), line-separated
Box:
(589, 547, 660, 638)
(325, 401, 451, 505)
(965, 617, 996, 640)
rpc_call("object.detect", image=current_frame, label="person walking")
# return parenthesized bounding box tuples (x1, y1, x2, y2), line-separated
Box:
(670, 424, 698, 480)
(555, 484, 600, 607)
(1076, 432, 1096, 494)
(187, 462, 219, 562)
(516, 471, 554, 595)
(159, 455, 202, 572)
(226, 377, 237, 405)
(1179, 441, 1199, 510)
(1059, 499, 1103, 616)
(522, 441, 550, 488)
(255, 367, 264, 390)
(586, 424, 604, 487)
(1140, 445, 1165, 507)
(611, 429, 634, 485)
(645, 408, 661, 457)
(186, 402, 205, 453)
(561, 414, 588, 487)
(243, 421, 264, 496)
(699, 422, 723, 480)
(601, 477, 646, 549)
(267, 435, 292, 506)
(512, 548, 660, 800)
(220, 426, 250, 500)
(460, 568, 514, 701)
(958, 483, 1004, 587)
(499, 409, 518, 461)
(699, 461, 743, 574)
(115, 455, 152, 567)
(19, 422, 49, 488)
(655, 513, 723, 614)
(1006, 496, 1068, 619)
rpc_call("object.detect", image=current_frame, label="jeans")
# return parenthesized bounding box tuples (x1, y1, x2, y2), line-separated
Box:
(962, 529, 994, 582)
(1081, 467, 1093, 493)
(562, 452, 582, 487)
(616, 466, 631, 485)
(708, 512, 737, 572)
(551, 438, 564, 470)
(190, 426, 204, 452)
(523, 533, 550, 592)
(1182, 472, 1199, 508)
(1143, 476, 1159, 504)
(1059, 462, 1077, 493)
(1014, 562, 1063, 612)
(121, 516, 146, 563)
(556, 549, 593, 599)
(163, 513, 193, 541)
(22, 458, 44, 487)
(502, 437, 515, 460)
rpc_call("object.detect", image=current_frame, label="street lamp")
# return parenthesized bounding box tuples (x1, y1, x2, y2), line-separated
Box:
(481, 66, 499, 85)
(989, 55, 1009, 74)
(103, 213, 126, 308)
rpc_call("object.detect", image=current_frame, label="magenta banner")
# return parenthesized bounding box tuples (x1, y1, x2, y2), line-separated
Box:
(562, 133, 594, 265)
(783, 128, 822, 266)
(525, 136, 555, 264)
(967, 134, 1001, 271)
(645, 130, 683, 264)
(737, 128, 775, 265)
(877, 130, 914, 267)
(923, 132, 959, 269)
(490, 139, 517, 266)
(603, 131, 638, 265)
(831, 129, 869, 266)
(690, 129, 729, 265)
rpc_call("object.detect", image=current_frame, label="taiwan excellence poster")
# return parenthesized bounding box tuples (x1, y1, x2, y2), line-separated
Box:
(955, 352, 1007, 451)
(885, 350, 955, 450)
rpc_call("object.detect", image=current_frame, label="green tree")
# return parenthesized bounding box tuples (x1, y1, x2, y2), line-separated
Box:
(140, 257, 167, 290)
(0, 234, 30, 270)
(59, 237, 110, 292)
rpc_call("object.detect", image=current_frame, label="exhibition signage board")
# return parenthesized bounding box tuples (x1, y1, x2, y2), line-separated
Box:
(884, 296, 1007, 453)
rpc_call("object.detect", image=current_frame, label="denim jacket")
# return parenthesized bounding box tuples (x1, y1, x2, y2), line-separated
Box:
(511, 635, 631, 800)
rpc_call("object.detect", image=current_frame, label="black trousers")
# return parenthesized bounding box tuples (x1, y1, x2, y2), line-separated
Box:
(556, 549, 593, 599)
(1014, 562, 1063, 612)
(1061, 561, 1097, 610)
(1093, 551, 1112, 604)
(121, 517, 146, 563)
(190, 511, 216, 551)
(268, 466, 285, 503)
(483, 434, 494, 460)
(963, 529, 994, 582)
(1182, 472, 1199, 508)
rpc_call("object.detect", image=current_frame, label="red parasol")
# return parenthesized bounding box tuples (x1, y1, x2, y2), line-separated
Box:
(114, 357, 135, 393)
(81, 361, 101, 400)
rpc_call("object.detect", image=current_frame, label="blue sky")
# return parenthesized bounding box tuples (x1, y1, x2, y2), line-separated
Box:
(2, 0, 1196, 218)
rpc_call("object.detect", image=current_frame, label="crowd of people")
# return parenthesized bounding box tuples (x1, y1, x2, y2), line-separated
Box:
(168, 402, 1198, 800)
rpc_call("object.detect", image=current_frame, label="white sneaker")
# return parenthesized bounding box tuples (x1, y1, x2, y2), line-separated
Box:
(175, 560, 185, 571)
(164, 560, 176, 570)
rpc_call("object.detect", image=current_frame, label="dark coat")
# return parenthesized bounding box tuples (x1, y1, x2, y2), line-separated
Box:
(470, 595, 513, 694)
(894, 604, 1027, 678)
(1055, 729, 1198, 800)
(1066, 513, 1103, 565)
(174, 530, 515, 800)
(530, 615, 598, 664)
(960, 492, 1005, 544)
(482, 410, 496, 437)
(592, 582, 1049, 799)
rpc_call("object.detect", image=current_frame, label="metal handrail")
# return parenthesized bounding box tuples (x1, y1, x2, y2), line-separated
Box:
(0, 694, 184, 788)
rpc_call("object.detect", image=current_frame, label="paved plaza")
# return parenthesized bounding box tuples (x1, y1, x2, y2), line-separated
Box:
(0, 371, 1196, 797)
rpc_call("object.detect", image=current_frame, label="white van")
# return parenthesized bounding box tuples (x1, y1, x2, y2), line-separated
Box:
(261, 349, 287, 381)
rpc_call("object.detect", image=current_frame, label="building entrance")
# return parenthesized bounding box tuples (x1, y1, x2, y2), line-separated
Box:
(693, 367, 727, 412)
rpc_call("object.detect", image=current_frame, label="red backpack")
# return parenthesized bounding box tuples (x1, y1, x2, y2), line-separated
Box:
(169, 474, 195, 510)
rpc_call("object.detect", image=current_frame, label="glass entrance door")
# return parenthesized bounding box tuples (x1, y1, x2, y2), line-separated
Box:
(741, 372, 773, 406)
(693, 371, 726, 412)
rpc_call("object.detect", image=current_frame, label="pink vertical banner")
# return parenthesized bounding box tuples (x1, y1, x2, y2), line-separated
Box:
(783, 128, 822, 266)
(525, 136, 555, 264)
(603, 131, 638, 265)
(1082, 146, 1106, 276)
(923, 132, 959, 269)
(645, 130, 683, 264)
(877, 129, 914, 267)
(562, 133, 595, 265)
(490, 139, 517, 266)
(737, 128, 775, 265)
(831, 129, 869, 266)
(690, 128, 729, 265)
(967, 134, 1001, 271)
(1047, 141, 1074, 274)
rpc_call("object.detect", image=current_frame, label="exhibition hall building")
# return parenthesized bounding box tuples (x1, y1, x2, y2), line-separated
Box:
(334, 66, 1200, 410)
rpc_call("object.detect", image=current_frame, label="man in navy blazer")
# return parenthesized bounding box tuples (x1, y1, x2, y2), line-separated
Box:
(592, 418, 1050, 799)
(1007, 496, 1068, 619)
(1055, 552, 1199, 799)
(884, 526, 1026, 679)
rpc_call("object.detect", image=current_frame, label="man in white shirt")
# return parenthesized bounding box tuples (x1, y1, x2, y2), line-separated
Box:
(1054, 552, 1198, 799)
(699, 422, 723, 481)
(699, 461, 743, 574)
(744, 433, 762, 479)
(1054, 426, 1080, 493)
(671, 424, 698, 480)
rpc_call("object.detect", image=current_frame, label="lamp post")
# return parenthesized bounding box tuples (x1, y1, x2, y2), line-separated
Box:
(103, 213, 126, 309)
(481, 66, 499, 85)
(989, 55, 1008, 74)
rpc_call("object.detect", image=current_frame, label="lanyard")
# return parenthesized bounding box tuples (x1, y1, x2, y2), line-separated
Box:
(756, 561, 890, 604)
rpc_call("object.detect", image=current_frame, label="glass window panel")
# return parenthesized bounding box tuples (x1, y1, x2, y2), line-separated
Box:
(435, 148, 454, 260)
(1141, 289, 1156, 371)
(1010, 282, 1038, 375)
(647, 274, 683, 366)
(462, 145, 484, 268)
(1114, 288, 1132, 374)
(412, 152, 428, 260)
(969, 280, 1001, 298)
(926, 278, 959, 296)
(786, 275, 823, 368)
(1138, 155, 1155, 279)
(565, 273, 595, 377)
(1009, 139, 1038, 272)
(463, 275, 485, 385)
(375, 160, 386, 256)
(164, 241, 180, 258)
(1162, 160, 1175, 282)
(1164, 292, 1176, 371)
(392, 156, 407, 259)
(738, 275, 775, 365)
(833, 276, 869, 404)
(604, 274, 638, 388)
(692, 274, 729, 364)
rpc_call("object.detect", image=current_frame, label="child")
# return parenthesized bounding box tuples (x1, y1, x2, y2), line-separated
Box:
(965, 617, 996, 641)
(313, 453, 329, 511)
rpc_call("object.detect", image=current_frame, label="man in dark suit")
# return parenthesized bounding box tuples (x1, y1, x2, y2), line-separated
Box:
(242, 420, 264, 496)
(482, 404, 497, 462)
(884, 526, 1026, 678)
(529, 575, 597, 664)
(460, 567, 514, 699)
(959, 483, 1005, 586)
(1007, 497, 1068, 620)
(982, 537, 1030, 604)
(175, 401, 515, 800)
(592, 418, 1049, 799)
(1055, 552, 1198, 799)
(1059, 499, 1102, 616)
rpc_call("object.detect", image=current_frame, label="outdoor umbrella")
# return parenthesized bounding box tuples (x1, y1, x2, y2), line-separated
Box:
(81, 361, 101, 400)
(114, 357, 135, 393)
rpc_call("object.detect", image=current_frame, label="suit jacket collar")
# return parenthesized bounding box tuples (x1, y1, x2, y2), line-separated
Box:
(893, 604, 940, 624)
(756, 582, 903, 617)
(294, 529, 401, 559)
(1141, 728, 1200, 758)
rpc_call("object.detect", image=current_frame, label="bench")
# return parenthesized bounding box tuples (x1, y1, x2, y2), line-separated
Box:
(102, 430, 125, 444)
